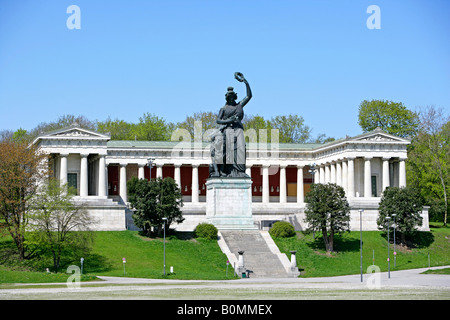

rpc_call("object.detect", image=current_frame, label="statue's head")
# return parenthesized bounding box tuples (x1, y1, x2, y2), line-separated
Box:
(225, 86, 237, 104)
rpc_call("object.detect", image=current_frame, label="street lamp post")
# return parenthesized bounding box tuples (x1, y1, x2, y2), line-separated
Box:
(309, 163, 317, 239)
(386, 216, 391, 279)
(162, 217, 167, 276)
(308, 163, 316, 183)
(147, 157, 155, 180)
(392, 214, 397, 268)
(359, 209, 363, 283)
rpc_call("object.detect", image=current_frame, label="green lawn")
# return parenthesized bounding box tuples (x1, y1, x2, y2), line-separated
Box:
(273, 223, 450, 277)
(422, 267, 450, 275)
(0, 224, 449, 283)
(86, 231, 231, 279)
(0, 231, 232, 283)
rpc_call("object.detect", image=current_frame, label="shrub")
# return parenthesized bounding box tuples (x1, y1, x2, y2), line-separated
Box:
(194, 223, 218, 240)
(269, 221, 296, 238)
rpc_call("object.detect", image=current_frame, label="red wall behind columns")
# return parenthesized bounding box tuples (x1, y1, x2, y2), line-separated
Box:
(180, 166, 192, 195)
(108, 165, 119, 195)
(198, 166, 209, 195)
(163, 165, 174, 180)
(268, 165, 280, 196)
(251, 166, 262, 195)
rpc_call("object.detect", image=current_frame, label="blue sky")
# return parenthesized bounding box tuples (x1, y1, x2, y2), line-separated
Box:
(0, 0, 449, 140)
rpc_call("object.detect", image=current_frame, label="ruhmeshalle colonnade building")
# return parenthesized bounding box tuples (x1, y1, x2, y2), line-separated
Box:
(32, 125, 429, 232)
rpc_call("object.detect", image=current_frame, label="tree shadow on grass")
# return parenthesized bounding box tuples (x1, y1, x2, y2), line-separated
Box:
(171, 231, 195, 240)
(381, 231, 434, 249)
(58, 252, 113, 274)
(136, 230, 195, 241)
(306, 233, 360, 253)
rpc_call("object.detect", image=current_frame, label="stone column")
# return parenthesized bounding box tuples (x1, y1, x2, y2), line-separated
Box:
(382, 157, 390, 192)
(342, 159, 348, 194)
(399, 158, 407, 187)
(297, 165, 304, 204)
(364, 157, 372, 198)
(119, 163, 128, 203)
(105, 163, 109, 196)
(262, 165, 269, 203)
(336, 160, 342, 186)
(80, 154, 89, 197)
(191, 164, 199, 203)
(330, 161, 336, 184)
(279, 165, 287, 203)
(138, 163, 145, 180)
(315, 165, 320, 184)
(347, 157, 355, 197)
(319, 165, 325, 184)
(98, 155, 107, 197)
(156, 164, 163, 179)
(324, 164, 330, 183)
(60, 153, 68, 186)
(174, 164, 181, 188)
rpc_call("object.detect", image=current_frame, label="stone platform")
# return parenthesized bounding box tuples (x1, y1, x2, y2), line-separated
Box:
(205, 177, 257, 230)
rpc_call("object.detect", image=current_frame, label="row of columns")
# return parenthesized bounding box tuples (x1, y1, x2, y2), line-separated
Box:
(315, 157, 406, 197)
(256, 165, 304, 204)
(116, 162, 305, 205)
(60, 155, 406, 202)
(125, 163, 196, 203)
(59, 153, 107, 198)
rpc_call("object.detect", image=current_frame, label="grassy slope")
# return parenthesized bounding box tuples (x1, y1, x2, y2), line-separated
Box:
(273, 224, 450, 277)
(0, 225, 449, 283)
(87, 231, 231, 279)
(0, 231, 232, 283)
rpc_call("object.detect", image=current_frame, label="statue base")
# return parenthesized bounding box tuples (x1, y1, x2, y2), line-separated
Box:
(205, 177, 257, 230)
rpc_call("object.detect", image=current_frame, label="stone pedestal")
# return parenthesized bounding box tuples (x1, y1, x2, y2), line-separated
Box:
(289, 250, 300, 277)
(206, 177, 257, 230)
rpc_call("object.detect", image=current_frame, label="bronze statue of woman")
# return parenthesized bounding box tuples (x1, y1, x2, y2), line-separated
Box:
(209, 72, 252, 178)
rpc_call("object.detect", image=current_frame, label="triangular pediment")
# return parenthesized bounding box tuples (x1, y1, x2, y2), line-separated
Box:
(352, 128, 409, 143)
(32, 125, 110, 146)
(49, 128, 107, 139)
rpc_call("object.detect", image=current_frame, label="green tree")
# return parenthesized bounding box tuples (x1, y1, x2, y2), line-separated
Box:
(358, 99, 419, 138)
(407, 106, 449, 226)
(96, 117, 136, 140)
(132, 112, 173, 141)
(242, 114, 273, 142)
(27, 180, 94, 272)
(27, 114, 96, 141)
(377, 187, 423, 245)
(176, 111, 218, 141)
(269, 114, 312, 143)
(0, 139, 49, 259)
(128, 177, 184, 237)
(12, 128, 28, 142)
(304, 183, 350, 252)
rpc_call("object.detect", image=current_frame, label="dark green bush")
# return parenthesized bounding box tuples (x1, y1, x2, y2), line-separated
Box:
(194, 223, 218, 240)
(269, 221, 296, 238)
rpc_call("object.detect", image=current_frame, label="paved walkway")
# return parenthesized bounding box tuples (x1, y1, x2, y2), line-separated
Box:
(88, 265, 450, 287)
(1, 266, 449, 300)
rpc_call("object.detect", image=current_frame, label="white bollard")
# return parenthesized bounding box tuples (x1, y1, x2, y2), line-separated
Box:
(290, 251, 297, 271)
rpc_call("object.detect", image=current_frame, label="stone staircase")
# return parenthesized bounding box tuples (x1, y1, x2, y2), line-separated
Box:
(219, 230, 290, 278)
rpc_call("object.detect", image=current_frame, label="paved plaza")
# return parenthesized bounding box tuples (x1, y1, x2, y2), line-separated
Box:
(1, 266, 449, 300)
